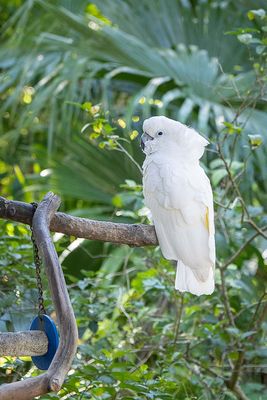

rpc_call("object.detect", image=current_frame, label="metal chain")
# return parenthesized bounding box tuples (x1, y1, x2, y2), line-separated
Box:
(30, 202, 46, 316)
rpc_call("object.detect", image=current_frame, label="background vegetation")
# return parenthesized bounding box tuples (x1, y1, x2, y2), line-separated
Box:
(0, 0, 267, 399)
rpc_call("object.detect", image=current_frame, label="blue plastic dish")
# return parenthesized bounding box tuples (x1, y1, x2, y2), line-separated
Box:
(30, 314, 59, 370)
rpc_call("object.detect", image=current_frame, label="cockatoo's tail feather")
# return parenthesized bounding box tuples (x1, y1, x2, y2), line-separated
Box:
(175, 260, 214, 296)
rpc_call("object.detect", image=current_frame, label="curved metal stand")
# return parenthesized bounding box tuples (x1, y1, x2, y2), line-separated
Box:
(0, 192, 78, 400)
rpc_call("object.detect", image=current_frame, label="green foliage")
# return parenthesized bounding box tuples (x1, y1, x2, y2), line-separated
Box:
(0, 1, 267, 399)
(0, 0, 267, 208)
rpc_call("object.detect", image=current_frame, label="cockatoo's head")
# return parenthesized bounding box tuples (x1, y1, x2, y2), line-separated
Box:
(141, 116, 209, 160)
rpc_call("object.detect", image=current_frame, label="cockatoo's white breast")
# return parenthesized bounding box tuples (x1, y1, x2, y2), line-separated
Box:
(143, 156, 215, 277)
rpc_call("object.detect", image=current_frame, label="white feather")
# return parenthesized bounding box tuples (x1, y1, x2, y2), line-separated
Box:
(175, 260, 214, 295)
(142, 116, 215, 296)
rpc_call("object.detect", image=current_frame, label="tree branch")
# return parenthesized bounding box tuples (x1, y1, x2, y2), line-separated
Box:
(0, 196, 158, 247)
(225, 352, 250, 400)
(221, 226, 267, 270)
(0, 331, 48, 357)
(219, 267, 236, 327)
(0, 192, 78, 400)
(226, 350, 245, 391)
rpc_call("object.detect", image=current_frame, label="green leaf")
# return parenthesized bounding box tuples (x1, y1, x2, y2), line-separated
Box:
(89, 320, 99, 333)
(112, 194, 123, 207)
(256, 45, 266, 55)
(98, 375, 116, 384)
(225, 27, 260, 35)
(226, 327, 240, 336)
(211, 168, 227, 185)
(82, 102, 92, 112)
(223, 121, 242, 134)
(99, 246, 129, 275)
(240, 330, 257, 339)
(209, 159, 224, 169)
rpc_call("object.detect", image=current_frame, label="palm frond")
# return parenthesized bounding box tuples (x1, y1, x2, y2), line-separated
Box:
(1, 0, 266, 208)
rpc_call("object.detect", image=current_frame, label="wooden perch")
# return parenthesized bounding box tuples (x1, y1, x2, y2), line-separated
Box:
(0, 193, 79, 400)
(0, 193, 158, 399)
(0, 196, 158, 246)
(0, 331, 48, 357)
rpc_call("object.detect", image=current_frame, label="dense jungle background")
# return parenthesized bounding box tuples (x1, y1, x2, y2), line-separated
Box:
(0, 0, 267, 399)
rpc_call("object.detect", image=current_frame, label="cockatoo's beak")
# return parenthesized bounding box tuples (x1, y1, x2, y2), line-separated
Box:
(141, 132, 153, 151)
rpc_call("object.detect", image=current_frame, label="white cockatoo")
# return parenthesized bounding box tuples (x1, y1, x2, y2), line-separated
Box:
(141, 116, 215, 296)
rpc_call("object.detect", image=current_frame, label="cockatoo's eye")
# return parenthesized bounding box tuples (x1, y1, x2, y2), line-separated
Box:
(157, 131, 163, 136)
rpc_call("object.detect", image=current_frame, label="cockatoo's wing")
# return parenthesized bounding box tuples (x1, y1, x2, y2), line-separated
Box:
(143, 159, 215, 295)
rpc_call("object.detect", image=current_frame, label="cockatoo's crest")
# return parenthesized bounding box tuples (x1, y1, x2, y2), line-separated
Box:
(142, 116, 209, 160)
